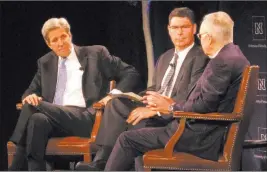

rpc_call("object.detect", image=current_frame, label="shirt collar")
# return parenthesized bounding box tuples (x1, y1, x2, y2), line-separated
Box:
(175, 42, 194, 57)
(58, 44, 75, 61)
(209, 46, 223, 59)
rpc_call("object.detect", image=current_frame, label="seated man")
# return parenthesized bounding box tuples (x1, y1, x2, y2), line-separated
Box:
(79, 7, 209, 171)
(8, 17, 141, 171)
(104, 11, 250, 170)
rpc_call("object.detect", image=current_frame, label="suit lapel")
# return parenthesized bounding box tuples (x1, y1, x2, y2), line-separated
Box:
(46, 52, 58, 102)
(171, 45, 197, 97)
(74, 45, 89, 97)
(74, 45, 88, 70)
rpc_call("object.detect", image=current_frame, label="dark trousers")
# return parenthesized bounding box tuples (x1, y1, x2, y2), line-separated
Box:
(105, 120, 226, 170)
(134, 156, 144, 171)
(9, 101, 94, 170)
(95, 97, 170, 147)
(104, 127, 170, 171)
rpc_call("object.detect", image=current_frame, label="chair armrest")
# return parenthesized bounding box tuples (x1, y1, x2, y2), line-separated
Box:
(163, 111, 241, 157)
(92, 102, 105, 110)
(243, 140, 267, 148)
(173, 111, 242, 121)
(17, 102, 105, 110)
(90, 102, 105, 142)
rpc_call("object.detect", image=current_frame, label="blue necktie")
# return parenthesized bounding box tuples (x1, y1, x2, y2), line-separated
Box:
(53, 59, 67, 105)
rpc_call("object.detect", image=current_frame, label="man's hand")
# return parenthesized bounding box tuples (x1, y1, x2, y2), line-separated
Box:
(99, 95, 112, 105)
(142, 91, 175, 113)
(22, 93, 43, 106)
(126, 107, 156, 125)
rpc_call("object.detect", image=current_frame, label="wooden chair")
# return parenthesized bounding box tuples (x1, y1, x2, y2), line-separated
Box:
(143, 65, 259, 171)
(7, 80, 116, 168)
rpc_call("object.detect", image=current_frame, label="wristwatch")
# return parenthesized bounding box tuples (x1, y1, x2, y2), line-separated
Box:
(168, 102, 176, 114)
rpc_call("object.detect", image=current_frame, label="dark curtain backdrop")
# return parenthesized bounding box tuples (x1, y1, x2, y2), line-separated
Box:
(1, 1, 267, 170)
(150, 1, 219, 61)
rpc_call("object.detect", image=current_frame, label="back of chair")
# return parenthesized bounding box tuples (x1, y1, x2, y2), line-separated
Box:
(223, 65, 259, 170)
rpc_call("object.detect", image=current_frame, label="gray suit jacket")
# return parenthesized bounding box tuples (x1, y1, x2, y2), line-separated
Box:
(10, 45, 141, 144)
(147, 44, 209, 101)
(144, 44, 209, 120)
(22, 45, 141, 114)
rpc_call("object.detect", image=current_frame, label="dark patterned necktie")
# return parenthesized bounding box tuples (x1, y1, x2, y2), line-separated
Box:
(158, 53, 178, 96)
(53, 59, 67, 105)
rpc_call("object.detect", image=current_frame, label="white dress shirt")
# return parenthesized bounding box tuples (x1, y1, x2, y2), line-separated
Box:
(161, 43, 195, 97)
(209, 46, 223, 59)
(54, 46, 86, 107)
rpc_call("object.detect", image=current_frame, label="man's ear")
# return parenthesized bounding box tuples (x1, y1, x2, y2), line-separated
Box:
(167, 25, 171, 35)
(208, 34, 213, 46)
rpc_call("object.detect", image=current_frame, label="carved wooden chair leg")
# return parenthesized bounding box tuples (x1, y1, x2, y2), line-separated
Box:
(8, 154, 14, 168)
(83, 154, 91, 163)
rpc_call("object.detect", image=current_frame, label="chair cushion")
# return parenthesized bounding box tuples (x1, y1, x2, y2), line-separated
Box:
(46, 137, 92, 155)
(143, 149, 229, 171)
(8, 137, 93, 155)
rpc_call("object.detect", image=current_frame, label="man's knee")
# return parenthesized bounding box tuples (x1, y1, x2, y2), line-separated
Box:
(117, 130, 133, 145)
(106, 98, 134, 118)
(106, 97, 122, 109)
(28, 113, 49, 126)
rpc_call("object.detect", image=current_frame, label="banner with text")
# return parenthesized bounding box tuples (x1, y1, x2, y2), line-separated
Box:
(219, 2, 267, 170)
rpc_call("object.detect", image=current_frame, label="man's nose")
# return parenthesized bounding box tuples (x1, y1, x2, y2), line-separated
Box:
(58, 39, 64, 46)
(176, 28, 183, 34)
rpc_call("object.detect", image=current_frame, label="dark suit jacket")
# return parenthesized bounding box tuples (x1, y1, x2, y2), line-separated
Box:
(143, 44, 209, 120)
(169, 43, 250, 161)
(22, 45, 141, 114)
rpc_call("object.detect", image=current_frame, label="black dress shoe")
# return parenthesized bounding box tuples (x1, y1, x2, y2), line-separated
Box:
(75, 161, 104, 171)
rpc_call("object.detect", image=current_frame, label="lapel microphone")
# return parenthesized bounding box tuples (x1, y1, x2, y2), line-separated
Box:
(79, 66, 84, 71)
(169, 63, 175, 68)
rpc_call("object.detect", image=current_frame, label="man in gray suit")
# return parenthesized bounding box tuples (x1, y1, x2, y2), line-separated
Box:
(78, 7, 209, 171)
(8, 17, 141, 171)
(104, 11, 250, 170)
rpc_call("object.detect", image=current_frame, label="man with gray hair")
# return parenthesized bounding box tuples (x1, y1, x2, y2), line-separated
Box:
(103, 11, 250, 170)
(8, 17, 141, 170)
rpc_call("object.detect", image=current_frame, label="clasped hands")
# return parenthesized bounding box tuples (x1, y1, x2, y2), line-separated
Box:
(127, 91, 175, 125)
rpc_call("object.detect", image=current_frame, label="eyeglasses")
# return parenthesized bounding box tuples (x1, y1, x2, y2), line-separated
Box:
(197, 32, 209, 40)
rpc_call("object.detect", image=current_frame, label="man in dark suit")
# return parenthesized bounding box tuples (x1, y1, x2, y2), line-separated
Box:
(78, 7, 209, 171)
(104, 11, 250, 170)
(8, 17, 141, 171)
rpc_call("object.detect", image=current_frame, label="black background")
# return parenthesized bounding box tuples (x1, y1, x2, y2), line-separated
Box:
(1, 1, 266, 170)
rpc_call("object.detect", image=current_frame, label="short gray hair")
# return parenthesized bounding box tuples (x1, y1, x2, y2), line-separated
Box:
(202, 11, 234, 44)
(41, 17, 71, 42)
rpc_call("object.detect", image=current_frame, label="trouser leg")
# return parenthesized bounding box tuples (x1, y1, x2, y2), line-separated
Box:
(105, 127, 169, 170)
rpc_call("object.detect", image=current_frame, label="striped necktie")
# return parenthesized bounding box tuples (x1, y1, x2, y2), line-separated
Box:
(158, 53, 178, 96)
